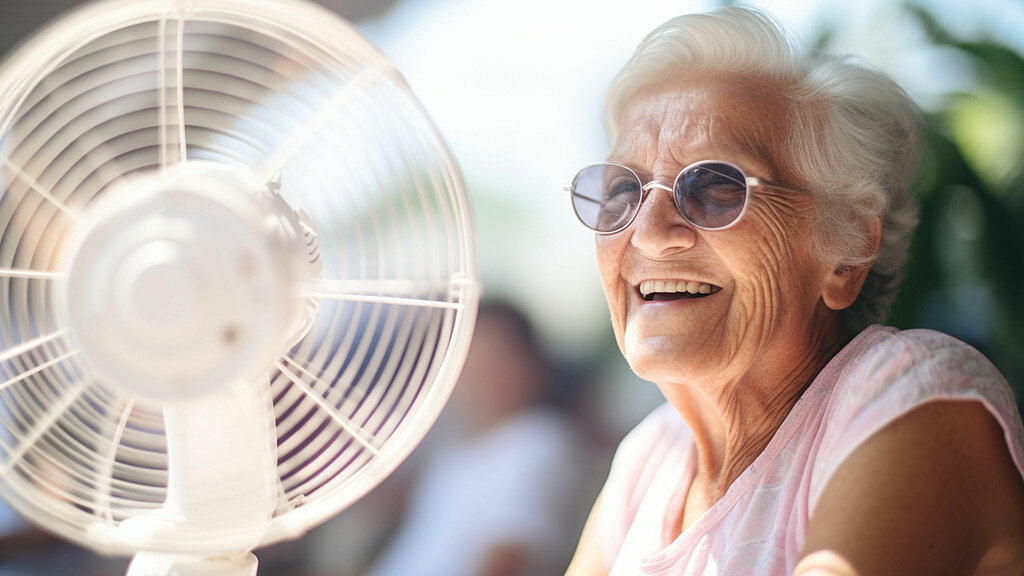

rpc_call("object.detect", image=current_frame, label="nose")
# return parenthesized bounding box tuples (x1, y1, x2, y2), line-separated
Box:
(629, 182, 698, 256)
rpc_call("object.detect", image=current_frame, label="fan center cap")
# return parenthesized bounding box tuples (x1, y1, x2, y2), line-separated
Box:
(117, 242, 197, 329)
(63, 162, 306, 401)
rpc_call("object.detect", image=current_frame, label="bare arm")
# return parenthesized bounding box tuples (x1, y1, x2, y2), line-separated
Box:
(796, 401, 1024, 576)
(564, 492, 608, 576)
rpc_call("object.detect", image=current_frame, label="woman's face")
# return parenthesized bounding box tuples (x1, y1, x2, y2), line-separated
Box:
(597, 75, 842, 389)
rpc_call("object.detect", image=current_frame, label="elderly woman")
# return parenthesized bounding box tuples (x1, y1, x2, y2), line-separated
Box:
(564, 7, 1024, 576)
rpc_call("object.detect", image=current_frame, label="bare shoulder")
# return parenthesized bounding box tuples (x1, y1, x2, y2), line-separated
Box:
(799, 400, 1024, 576)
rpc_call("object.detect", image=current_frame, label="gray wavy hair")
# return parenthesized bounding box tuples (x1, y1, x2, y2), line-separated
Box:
(604, 7, 921, 333)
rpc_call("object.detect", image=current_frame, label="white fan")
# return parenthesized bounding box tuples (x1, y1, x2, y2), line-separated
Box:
(0, 0, 478, 574)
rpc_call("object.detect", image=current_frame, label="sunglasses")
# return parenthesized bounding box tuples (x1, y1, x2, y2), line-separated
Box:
(567, 160, 802, 233)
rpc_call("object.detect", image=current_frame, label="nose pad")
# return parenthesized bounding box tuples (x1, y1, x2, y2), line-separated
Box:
(630, 182, 697, 254)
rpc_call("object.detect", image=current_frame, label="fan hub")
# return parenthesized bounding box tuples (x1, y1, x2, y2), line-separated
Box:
(115, 241, 198, 335)
(63, 163, 309, 401)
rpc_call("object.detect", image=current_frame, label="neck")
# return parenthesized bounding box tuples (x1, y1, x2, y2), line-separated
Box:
(659, 320, 848, 504)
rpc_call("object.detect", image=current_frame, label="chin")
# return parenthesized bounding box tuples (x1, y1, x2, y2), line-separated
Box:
(623, 335, 690, 382)
(625, 329, 744, 386)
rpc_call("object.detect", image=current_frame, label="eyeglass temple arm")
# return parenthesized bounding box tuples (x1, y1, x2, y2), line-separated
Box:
(746, 176, 805, 195)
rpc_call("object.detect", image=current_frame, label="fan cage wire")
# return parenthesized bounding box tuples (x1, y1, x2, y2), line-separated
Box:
(0, 0, 478, 556)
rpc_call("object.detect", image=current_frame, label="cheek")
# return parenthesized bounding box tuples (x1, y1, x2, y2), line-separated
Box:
(727, 251, 783, 343)
(595, 234, 626, 292)
(595, 235, 629, 342)
(722, 210, 823, 334)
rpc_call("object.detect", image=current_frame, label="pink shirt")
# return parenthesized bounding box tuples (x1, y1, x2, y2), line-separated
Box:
(599, 325, 1024, 575)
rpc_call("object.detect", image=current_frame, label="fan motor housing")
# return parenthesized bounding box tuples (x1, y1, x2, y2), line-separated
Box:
(63, 162, 313, 401)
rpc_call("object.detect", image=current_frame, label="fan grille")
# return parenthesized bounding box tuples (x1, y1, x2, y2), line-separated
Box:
(0, 0, 476, 555)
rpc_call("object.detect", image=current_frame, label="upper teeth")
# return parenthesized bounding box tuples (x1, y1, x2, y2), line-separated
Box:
(639, 280, 713, 297)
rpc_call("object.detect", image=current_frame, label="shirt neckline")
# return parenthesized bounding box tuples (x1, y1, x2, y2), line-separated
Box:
(643, 325, 886, 569)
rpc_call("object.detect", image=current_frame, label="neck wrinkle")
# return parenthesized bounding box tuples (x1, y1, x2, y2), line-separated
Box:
(662, 315, 848, 506)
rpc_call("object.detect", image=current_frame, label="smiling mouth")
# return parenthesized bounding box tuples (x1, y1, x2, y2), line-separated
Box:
(639, 279, 721, 302)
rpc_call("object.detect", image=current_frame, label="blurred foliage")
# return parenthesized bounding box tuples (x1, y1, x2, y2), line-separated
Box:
(887, 4, 1024, 411)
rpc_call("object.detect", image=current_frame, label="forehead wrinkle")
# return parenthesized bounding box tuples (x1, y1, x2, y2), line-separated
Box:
(611, 74, 793, 182)
(608, 114, 662, 175)
(682, 84, 789, 178)
(655, 108, 778, 183)
(704, 78, 792, 180)
(712, 114, 784, 179)
(612, 97, 715, 179)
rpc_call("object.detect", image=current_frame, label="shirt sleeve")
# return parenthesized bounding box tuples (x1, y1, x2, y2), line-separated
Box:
(808, 328, 1024, 513)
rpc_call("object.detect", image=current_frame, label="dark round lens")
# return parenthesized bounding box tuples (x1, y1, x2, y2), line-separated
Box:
(674, 163, 747, 229)
(571, 164, 642, 233)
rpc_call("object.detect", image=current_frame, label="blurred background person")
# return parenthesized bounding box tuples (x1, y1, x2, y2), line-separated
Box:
(363, 298, 585, 576)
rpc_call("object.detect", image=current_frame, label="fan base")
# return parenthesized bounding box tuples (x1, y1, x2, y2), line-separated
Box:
(126, 551, 258, 576)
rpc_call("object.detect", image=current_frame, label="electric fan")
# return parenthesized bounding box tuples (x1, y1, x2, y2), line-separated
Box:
(0, 0, 478, 573)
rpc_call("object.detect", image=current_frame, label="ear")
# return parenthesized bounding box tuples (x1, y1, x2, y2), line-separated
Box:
(822, 217, 881, 311)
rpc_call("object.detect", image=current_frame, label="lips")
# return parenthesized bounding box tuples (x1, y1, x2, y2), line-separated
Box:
(638, 279, 721, 301)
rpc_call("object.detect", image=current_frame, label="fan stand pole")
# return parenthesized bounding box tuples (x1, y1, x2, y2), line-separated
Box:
(116, 377, 279, 576)
(127, 550, 258, 576)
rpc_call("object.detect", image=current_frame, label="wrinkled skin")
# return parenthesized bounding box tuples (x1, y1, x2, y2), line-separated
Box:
(568, 67, 1024, 576)
(596, 74, 853, 492)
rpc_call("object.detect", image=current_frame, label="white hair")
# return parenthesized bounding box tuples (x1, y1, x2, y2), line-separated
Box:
(604, 6, 921, 332)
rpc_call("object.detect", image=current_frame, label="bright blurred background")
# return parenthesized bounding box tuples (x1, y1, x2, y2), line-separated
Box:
(0, 0, 1022, 574)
